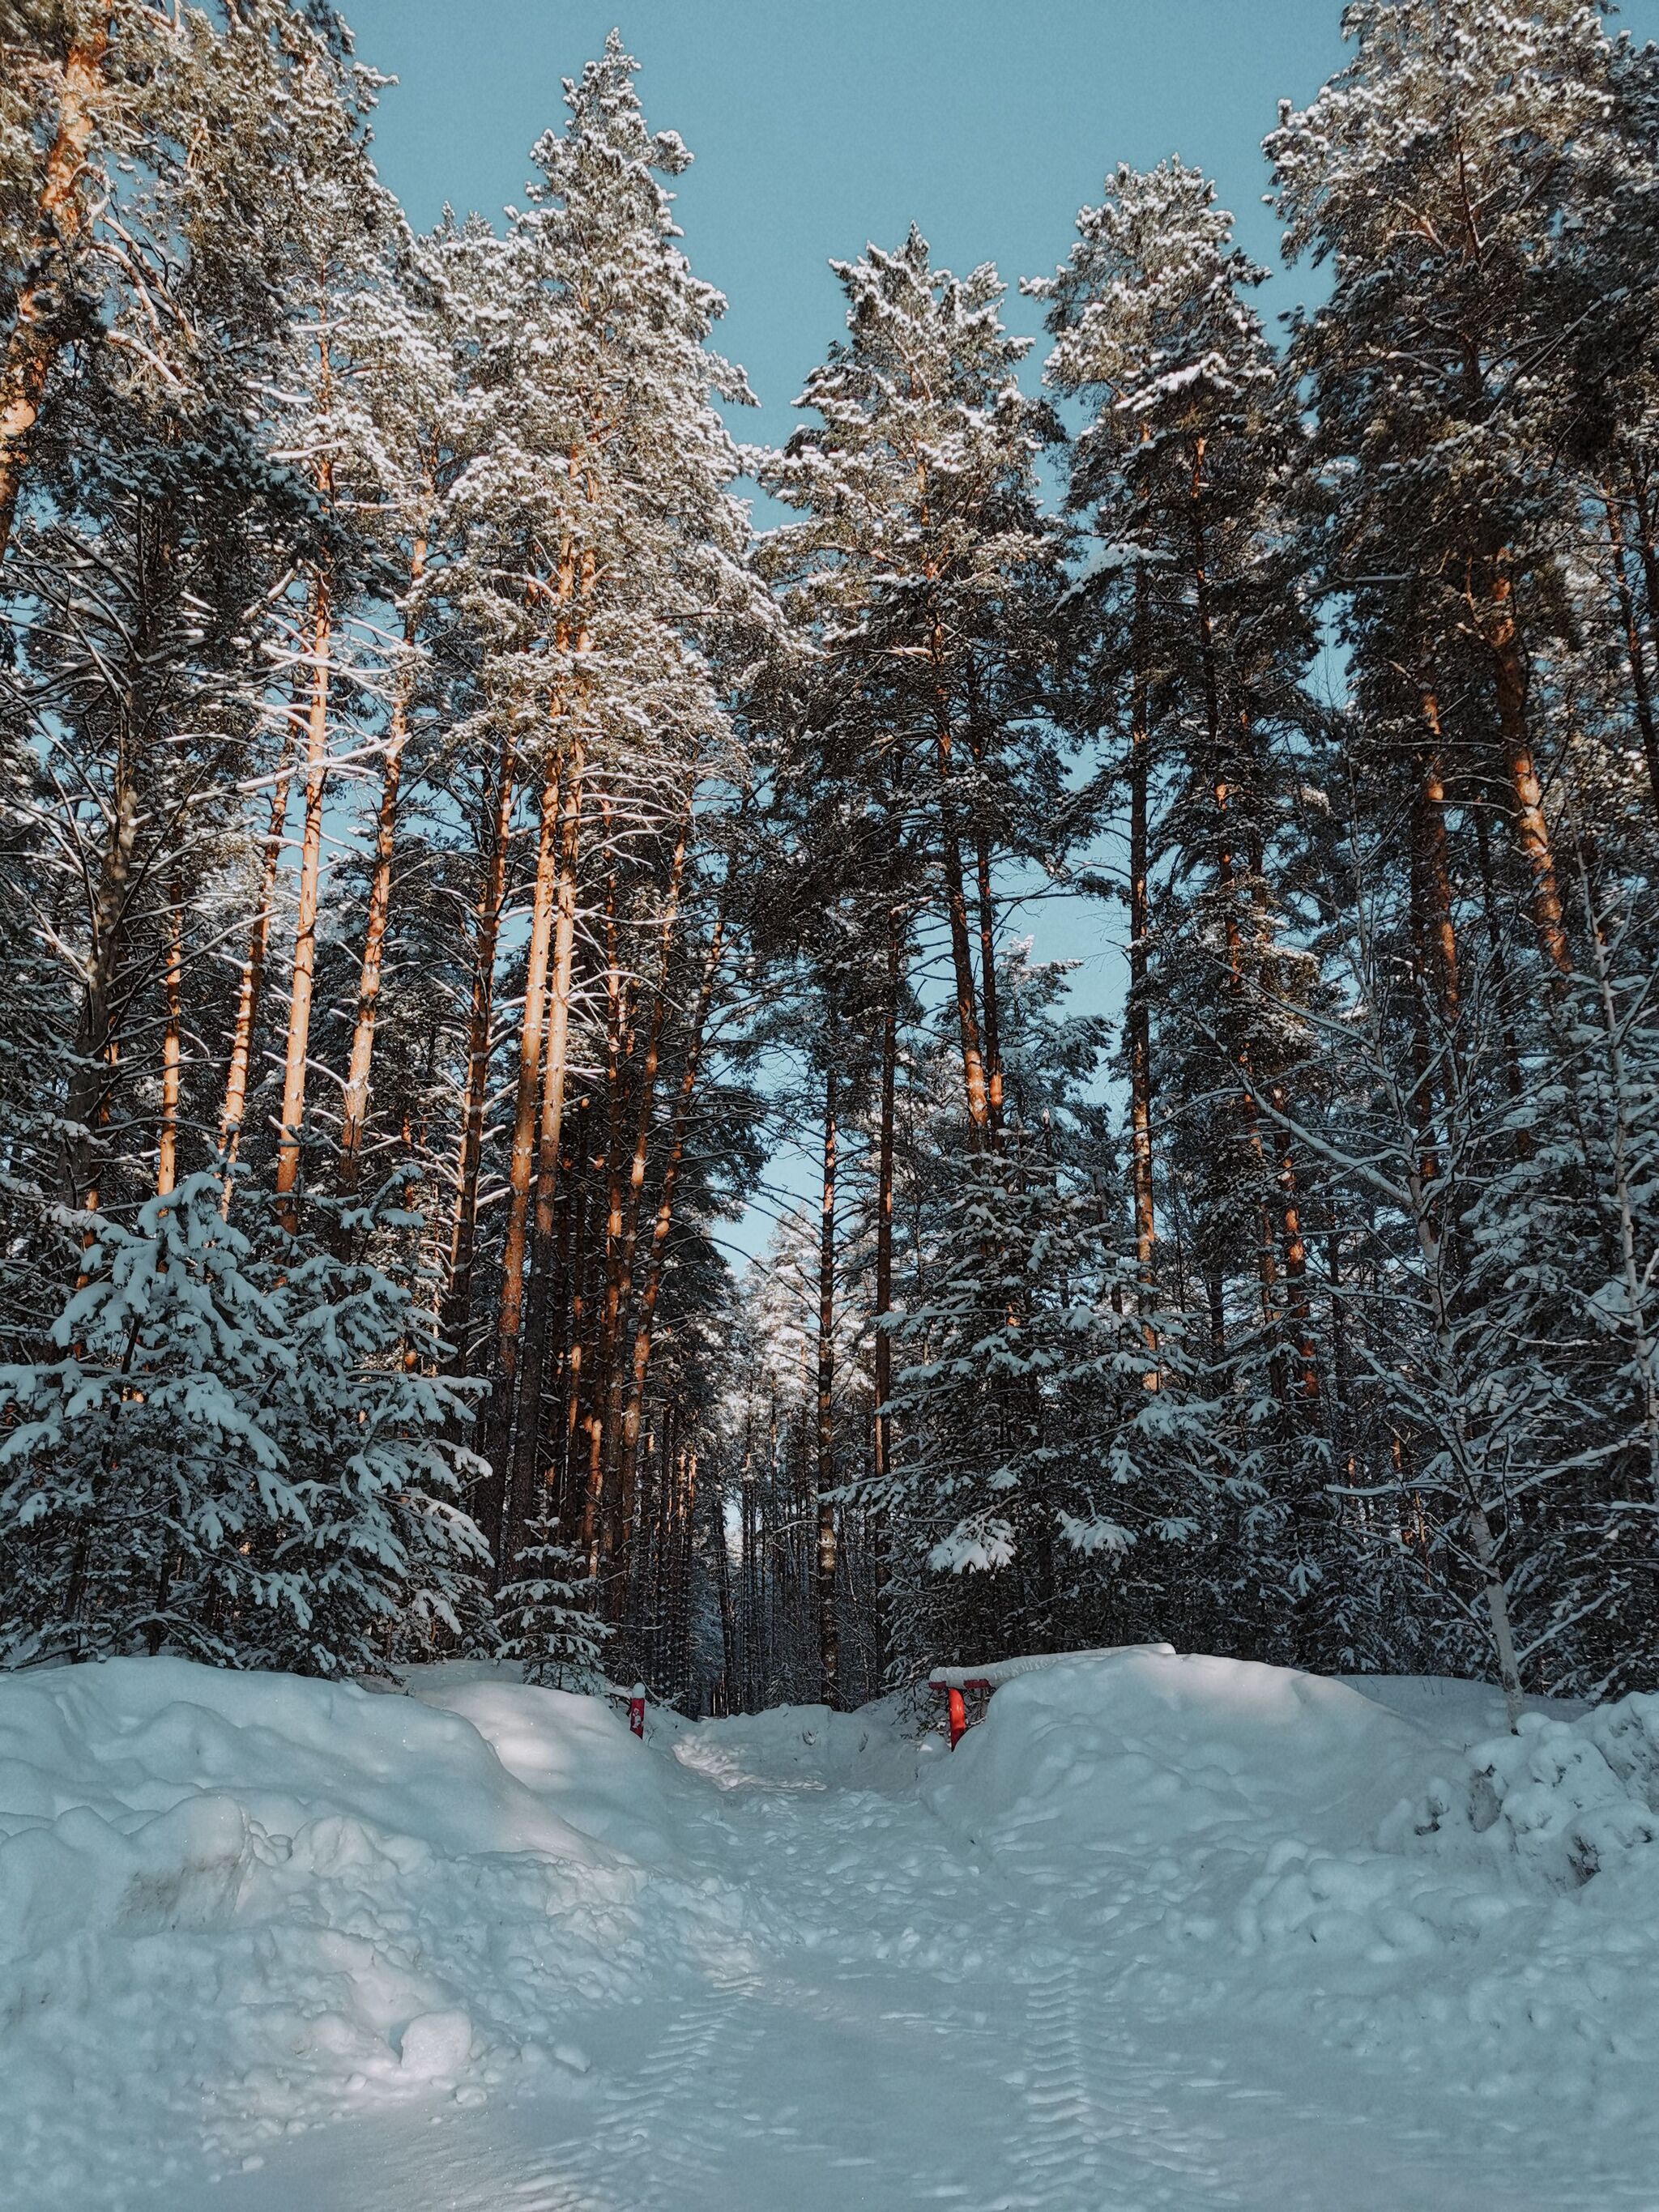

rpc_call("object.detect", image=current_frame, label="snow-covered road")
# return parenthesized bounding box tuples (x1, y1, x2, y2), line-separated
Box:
(171, 1666, 1655, 2212)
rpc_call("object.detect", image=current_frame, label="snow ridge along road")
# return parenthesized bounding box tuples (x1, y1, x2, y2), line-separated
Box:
(2, 1648, 1657, 2210)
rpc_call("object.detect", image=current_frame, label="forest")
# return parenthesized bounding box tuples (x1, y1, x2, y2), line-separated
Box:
(2, 0, 1657, 1725)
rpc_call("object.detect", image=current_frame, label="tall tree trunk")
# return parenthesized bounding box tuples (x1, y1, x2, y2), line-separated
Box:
(274, 578, 333, 1230)
(508, 735, 588, 1568)
(713, 1468, 736, 1716)
(66, 767, 139, 1210)
(872, 883, 901, 1508)
(339, 534, 428, 1193)
(1416, 697, 1463, 1027)
(218, 724, 296, 1187)
(1269, 1091, 1318, 1403)
(1188, 437, 1278, 1331)
(1128, 560, 1158, 1354)
(614, 889, 730, 1517)
(485, 751, 566, 1558)
(935, 738, 992, 1141)
(586, 847, 628, 1591)
(973, 825, 1004, 1134)
(928, 630, 992, 1140)
(1481, 558, 1570, 978)
(815, 1061, 839, 1709)
(1600, 486, 1659, 827)
(442, 720, 518, 1360)
(0, 26, 107, 564)
(156, 884, 182, 1197)
(596, 803, 692, 1560)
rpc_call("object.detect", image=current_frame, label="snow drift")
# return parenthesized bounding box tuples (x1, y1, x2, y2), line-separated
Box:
(924, 1646, 1659, 2124)
(0, 1657, 746, 2206)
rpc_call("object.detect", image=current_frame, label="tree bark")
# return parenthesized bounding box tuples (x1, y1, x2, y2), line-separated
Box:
(815, 1061, 839, 1708)
(613, 889, 730, 1519)
(872, 880, 901, 1509)
(1128, 560, 1158, 1355)
(442, 719, 518, 1360)
(484, 751, 567, 1558)
(508, 735, 588, 1568)
(339, 533, 428, 1193)
(595, 804, 692, 1566)
(218, 724, 296, 1187)
(0, 26, 107, 564)
(156, 884, 182, 1197)
(1481, 558, 1570, 978)
(1600, 486, 1659, 826)
(274, 578, 333, 1230)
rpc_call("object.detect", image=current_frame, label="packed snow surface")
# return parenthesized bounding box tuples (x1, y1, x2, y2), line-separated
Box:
(2, 1647, 1656, 2210)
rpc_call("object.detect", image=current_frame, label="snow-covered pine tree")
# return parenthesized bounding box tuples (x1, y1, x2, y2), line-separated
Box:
(1034, 160, 1332, 1658)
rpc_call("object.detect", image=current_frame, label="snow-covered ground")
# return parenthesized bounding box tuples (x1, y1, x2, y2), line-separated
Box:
(2, 1647, 1656, 2210)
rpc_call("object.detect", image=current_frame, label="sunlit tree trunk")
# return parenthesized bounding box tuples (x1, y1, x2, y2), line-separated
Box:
(1480, 557, 1570, 978)
(218, 724, 296, 1192)
(815, 1060, 838, 1707)
(442, 721, 518, 1360)
(156, 885, 183, 1197)
(275, 578, 333, 1230)
(339, 531, 428, 1193)
(0, 26, 107, 564)
(1128, 560, 1158, 1357)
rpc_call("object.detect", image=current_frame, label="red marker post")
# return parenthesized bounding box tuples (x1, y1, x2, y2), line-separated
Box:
(629, 1682, 646, 1739)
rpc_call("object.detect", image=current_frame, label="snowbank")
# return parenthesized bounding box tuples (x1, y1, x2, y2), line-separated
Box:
(0, 1656, 746, 2206)
(923, 1646, 1659, 2125)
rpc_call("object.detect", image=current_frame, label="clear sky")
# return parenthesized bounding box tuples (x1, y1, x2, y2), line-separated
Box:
(341, 0, 1659, 1258)
(347, 0, 1366, 447)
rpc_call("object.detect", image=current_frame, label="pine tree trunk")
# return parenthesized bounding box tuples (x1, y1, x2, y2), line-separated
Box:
(872, 879, 901, 1512)
(508, 736, 587, 1567)
(928, 629, 992, 1140)
(275, 578, 333, 1230)
(586, 851, 629, 1592)
(1416, 700, 1462, 1026)
(713, 1469, 736, 1715)
(596, 806, 691, 1559)
(442, 721, 518, 1361)
(486, 754, 567, 1547)
(218, 725, 296, 1187)
(1600, 487, 1659, 826)
(614, 889, 730, 1519)
(156, 885, 182, 1197)
(974, 825, 1004, 1133)
(816, 1061, 839, 1708)
(1481, 559, 1570, 978)
(1188, 437, 1279, 1332)
(1128, 562, 1158, 1356)
(0, 27, 107, 565)
(339, 535, 428, 1194)
(66, 765, 139, 1210)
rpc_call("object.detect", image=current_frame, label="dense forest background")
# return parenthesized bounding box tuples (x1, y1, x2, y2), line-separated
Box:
(2, 0, 1657, 1721)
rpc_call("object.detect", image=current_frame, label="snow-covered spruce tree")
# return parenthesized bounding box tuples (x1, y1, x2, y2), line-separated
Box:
(0, 1170, 486, 1673)
(871, 951, 1212, 1684)
(495, 1524, 612, 1689)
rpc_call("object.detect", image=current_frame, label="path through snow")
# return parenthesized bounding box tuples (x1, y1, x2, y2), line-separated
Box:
(166, 1660, 1657, 2212)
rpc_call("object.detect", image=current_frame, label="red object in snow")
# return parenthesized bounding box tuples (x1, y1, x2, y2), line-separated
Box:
(935, 1677, 992, 1749)
(629, 1684, 646, 1738)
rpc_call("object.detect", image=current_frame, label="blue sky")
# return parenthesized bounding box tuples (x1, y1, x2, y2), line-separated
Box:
(349, 0, 1363, 450)
(343, 0, 1659, 1258)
